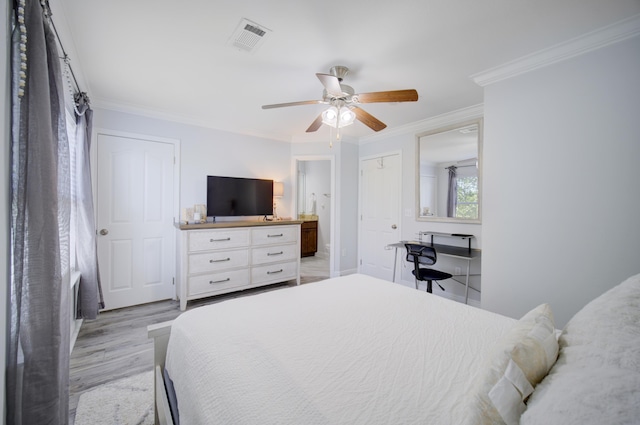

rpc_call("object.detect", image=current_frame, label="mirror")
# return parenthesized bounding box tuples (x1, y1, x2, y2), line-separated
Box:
(416, 119, 482, 223)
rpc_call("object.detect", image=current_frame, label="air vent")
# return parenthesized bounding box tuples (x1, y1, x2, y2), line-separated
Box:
(227, 18, 271, 53)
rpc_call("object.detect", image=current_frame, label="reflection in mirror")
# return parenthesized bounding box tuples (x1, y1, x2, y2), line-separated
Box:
(416, 119, 482, 222)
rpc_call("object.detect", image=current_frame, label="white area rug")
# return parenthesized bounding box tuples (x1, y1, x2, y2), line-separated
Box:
(74, 371, 154, 425)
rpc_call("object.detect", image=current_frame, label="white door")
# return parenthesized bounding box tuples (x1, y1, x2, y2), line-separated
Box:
(359, 153, 401, 280)
(97, 133, 176, 310)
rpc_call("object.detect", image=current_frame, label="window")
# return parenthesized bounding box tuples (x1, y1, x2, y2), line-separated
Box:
(65, 109, 78, 271)
(455, 176, 478, 219)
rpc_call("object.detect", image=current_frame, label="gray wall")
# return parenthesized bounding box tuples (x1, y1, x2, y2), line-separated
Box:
(481, 35, 640, 327)
(339, 141, 359, 273)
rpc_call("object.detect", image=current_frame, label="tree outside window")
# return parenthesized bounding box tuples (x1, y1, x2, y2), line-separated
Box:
(455, 176, 478, 219)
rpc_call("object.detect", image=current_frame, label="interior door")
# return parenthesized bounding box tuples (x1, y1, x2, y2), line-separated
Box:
(359, 153, 401, 280)
(96, 133, 176, 310)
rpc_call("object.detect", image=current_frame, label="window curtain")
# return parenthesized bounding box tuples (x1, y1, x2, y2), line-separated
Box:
(74, 92, 104, 318)
(446, 166, 457, 218)
(8, 0, 71, 423)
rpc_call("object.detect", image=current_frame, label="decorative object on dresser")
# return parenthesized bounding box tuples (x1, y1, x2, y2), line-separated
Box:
(273, 181, 284, 220)
(175, 221, 302, 310)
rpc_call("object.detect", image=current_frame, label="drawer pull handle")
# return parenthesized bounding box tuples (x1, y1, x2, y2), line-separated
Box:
(267, 269, 283, 275)
(267, 251, 284, 256)
(210, 258, 231, 263)
(209, 278, 230, 284)
(267, 233, 283, 238)
(210, 237, 231, 242)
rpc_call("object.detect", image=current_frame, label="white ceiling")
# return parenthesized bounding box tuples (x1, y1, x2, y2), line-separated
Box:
(52, 0, 640, 142)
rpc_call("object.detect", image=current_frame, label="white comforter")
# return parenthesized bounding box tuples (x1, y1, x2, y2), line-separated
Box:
(165, 274, 516, 424)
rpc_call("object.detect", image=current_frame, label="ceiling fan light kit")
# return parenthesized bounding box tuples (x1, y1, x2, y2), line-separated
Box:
(321, 105, 356, 128)
(262, 66, 418, 139)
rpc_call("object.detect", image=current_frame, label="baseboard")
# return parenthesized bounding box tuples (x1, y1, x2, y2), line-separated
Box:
(338, 268, 358, 277)
(70, 318, 83, 353)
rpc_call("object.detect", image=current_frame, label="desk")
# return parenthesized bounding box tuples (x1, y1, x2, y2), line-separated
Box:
(387, 237, 481, 304)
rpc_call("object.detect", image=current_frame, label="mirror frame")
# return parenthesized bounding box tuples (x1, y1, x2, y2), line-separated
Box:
(415, 118, 483, 224)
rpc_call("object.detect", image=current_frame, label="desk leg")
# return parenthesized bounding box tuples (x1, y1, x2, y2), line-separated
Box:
(464, 260, 471, 304)
(392, 247, 398, 282)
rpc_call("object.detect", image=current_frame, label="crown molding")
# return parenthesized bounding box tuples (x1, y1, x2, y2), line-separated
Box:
(359, 104, 484, 144)
(471, 14, 640, 87)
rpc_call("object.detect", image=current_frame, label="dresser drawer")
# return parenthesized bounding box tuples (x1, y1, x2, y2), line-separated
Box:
(188, 248, 249, 274)
(187, 269, 250, 296)
(252, 243, 298, 265)
(188, 229, 250, 252)
(251, 260, 298, 284)
(252, 226, 298, 246)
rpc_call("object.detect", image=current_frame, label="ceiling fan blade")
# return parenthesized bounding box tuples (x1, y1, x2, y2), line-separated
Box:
(306, 114, 324, 133)
(353, 107, 387, 132)
(316, 73, 344, 97)
(262, 100, 326, 109)
(354, 89, 418, 104)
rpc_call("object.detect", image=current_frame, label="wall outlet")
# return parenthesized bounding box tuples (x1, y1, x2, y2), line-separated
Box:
(342, 248, 347, 257)
(455, 267, 462, 276)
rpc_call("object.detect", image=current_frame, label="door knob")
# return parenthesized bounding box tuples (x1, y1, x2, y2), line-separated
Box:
(391, 224, 397, 229)
(99, 229, 109, 235)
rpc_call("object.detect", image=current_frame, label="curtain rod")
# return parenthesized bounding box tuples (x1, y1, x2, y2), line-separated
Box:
(48, 14, 81, 94)
(445, 164, 476, 169)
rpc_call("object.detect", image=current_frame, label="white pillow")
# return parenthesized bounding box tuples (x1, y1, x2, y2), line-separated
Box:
(521, 273, 640, 425)
(465, 303, 559, 425)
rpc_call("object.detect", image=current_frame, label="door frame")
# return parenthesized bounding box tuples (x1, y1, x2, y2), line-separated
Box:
(91, 128, 181, 299)
(358, 150, 403, 276)
(292, 155, 337, 277)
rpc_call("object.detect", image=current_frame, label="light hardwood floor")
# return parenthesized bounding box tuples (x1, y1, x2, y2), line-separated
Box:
(69, 255, 330, 423)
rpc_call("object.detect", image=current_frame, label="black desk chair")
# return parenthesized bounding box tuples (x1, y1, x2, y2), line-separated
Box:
(405, 243, 452, 293)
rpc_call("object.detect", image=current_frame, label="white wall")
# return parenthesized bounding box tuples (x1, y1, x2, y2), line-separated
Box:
(482, 34, 640, 327)
(93, 108, 294, 219)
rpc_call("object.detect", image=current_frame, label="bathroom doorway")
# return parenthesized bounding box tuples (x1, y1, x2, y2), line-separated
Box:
(294, 156, 334, 281)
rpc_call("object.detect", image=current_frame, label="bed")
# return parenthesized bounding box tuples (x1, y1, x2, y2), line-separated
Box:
(148, 272, 640, 425)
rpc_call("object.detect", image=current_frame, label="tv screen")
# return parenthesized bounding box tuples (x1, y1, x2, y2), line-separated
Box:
(207, 176, 274, 217)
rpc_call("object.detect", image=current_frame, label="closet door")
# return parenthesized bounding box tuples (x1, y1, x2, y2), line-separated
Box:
(359, 153, 401, 281)
(96, 133, 176, 310)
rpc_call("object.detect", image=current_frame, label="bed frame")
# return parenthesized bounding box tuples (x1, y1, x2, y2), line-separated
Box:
(147, 320, 175, 425)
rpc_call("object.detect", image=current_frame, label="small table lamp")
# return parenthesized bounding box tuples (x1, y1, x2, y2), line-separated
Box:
(273, 181, 284, 220)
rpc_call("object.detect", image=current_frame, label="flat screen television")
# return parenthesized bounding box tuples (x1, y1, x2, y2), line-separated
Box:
(207, 175, 273, 218)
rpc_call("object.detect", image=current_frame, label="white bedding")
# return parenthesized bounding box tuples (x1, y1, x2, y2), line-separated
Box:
(165, 274, 516, 424)
(520, 272, 640, 424)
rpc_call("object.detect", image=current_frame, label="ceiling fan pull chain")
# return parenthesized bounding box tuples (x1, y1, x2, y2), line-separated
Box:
(336, 106, 342, 141)
(329, 126, 333, 148)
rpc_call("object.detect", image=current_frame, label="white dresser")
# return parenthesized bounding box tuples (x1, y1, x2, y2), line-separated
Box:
(176, 221, 302, 310)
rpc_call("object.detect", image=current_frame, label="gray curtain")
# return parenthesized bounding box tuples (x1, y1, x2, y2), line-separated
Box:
(74, 92, 104, 318)
(446, 166, 457, 218)
(9, 1, 71, 423)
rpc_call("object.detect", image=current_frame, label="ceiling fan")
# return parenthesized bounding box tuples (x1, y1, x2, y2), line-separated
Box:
(262, 66, 418, 134)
